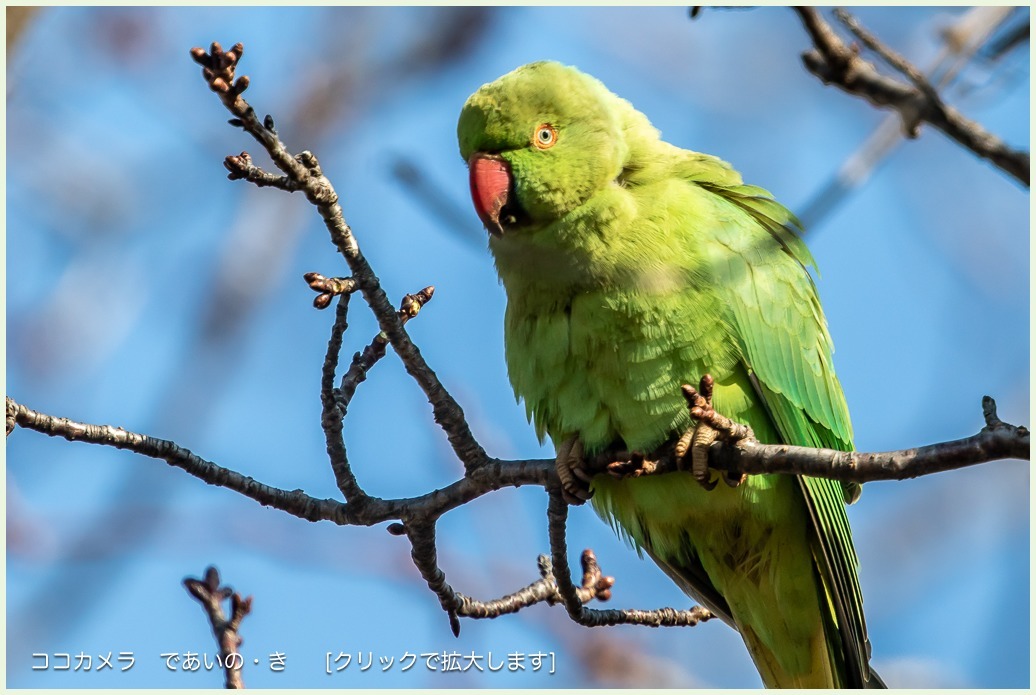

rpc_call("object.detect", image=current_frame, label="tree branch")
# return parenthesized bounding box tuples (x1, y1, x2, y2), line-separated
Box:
(795, 7, 1029, 186)
(8, 38, 1028, 650)
(455, 552, 615, 619)
(319, 292, 368, 504)
(548, 491, 714, 628)
(406, 516, 619, 636)
(6, 397, 352, 524)
(183, 566, 251, 689)
(710, 396, 1029, 483)
(576, 393, 1030, 485)
(190, 42, 490, 472)
(8, 380, 1027, 636)
(22, 386, 1021, 511)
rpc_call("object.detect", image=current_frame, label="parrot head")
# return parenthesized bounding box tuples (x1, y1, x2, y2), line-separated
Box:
(458, 61, 631, 235)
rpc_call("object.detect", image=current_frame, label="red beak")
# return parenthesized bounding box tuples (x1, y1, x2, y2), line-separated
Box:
(468, 153, 512, 236)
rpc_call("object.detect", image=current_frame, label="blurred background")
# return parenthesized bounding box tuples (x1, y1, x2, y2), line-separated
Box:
(6, 6, 1029, 689)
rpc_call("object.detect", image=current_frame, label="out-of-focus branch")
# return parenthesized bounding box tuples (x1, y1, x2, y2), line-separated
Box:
(797, 6, 1016, 229)
(183, 566, 252, 689)
(6, 7, 39, 56)
(795, 7, 1029, 186)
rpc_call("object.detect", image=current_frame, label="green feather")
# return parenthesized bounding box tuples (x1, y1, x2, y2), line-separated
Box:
(459, 61, 880, 688)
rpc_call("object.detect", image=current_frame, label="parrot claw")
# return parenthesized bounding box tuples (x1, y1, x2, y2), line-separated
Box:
(675, 374, 754, 491)
(605, 451, 659, 479)
(722, 471, 747, 488)
(571, 464, 595, 484)
(555, 437, 660, 504)
(556, 436, 592, 505)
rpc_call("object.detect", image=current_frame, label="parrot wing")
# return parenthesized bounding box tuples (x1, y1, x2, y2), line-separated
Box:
(701, 180, 874, 687)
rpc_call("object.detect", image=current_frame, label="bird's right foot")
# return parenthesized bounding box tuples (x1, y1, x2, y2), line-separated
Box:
(675, 374, 754, 490)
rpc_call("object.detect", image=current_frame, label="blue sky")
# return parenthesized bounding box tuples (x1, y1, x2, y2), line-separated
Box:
(7, 6, 1029, 689)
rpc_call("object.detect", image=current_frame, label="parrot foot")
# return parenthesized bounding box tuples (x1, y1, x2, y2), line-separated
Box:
(555, 438, 670, 505)
(556, 435, 592, 505)
(675, 374, 754, 490)
(604, 451, 660, 479)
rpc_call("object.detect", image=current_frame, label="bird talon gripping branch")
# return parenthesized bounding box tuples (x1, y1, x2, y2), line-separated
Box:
(675, 375, 756, 489)
(604, 450, 659, 479)
(555, 435, 591, 505)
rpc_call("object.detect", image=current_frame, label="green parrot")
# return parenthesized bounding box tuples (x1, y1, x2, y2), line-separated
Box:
(457, 61, 883, 689)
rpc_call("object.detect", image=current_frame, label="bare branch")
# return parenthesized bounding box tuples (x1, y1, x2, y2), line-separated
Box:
(5, 396, 555, 526)
(7, 396, 351, 524)
(183, 566, 252, 689)
(712, 395, 1030, 483)
(304, 272, 357, 310)
(190, 42, 490, 472)
(548, 491, 714, 628)
(319, 293, 367, 504)
(418, 542, 618, 625)
(318, 286, 434, 504)
(223, 151, 303, 191)
(7, 385, 1027, 526)
(458, 552, 615, 617)
(578, 393, 1030, 487)
(795, 7, 1029, 186)
(10, 37, 1028, 654)
(338, 286, 436, 411)
(405, 522, 464, 636)
(834, 8, 943, 104)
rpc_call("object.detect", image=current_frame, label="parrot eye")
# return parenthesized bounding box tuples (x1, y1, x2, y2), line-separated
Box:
(533, 123, 557, 150)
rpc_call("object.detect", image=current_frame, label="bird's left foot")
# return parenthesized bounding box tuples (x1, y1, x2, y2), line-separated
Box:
(603, 451, 660, 479)
(556, 439, 665, 504)
(556, 435, 592, 505)
(675, 374, 754, 490)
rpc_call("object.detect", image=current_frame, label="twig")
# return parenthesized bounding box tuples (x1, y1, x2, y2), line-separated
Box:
(304, 272, 357, 310)
(6, 395, 556, 525)
(455, 552, 615, 619)
(190, 42, 490, 472)
(7, 397, 352, 524)
(338, 286, 435, 410)
(547, 491, 714, 628)
(223, 151, 303, 192)
(318, 286, 433, 504)
(404, 522, 619, 636)
(319, 293, 367, 504)
(405, 522, 463, 636)
(795, 8, 1029, 185)
(183, 566, 252, 689)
